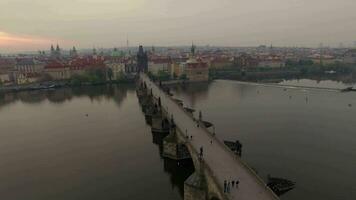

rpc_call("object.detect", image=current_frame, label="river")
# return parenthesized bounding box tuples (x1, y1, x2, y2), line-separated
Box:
(0, 80, 355, 200)
(169, 79, 356, 200)
(0, 85, 193, 200)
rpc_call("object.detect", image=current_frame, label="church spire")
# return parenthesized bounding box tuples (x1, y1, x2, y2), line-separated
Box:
(191, 42, 196, 57)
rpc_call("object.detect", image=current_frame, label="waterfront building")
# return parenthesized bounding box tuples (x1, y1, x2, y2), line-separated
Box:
(0, 58, 16, 85)
(44, 59, 70, 80)
(0, 72, 10, 85)
(169, 62, 185, 78)
(14, 58, 44, 84)
(69, 56, 105, 75)
(184, 44, 209, 82)
(234, 53, 259, 69)
(148, 56, 171, 75)
(343, 49, 356, 64)
(105, 60, 126, 80)
(209, 56, 233, 69)
(124, 58, 138, 74)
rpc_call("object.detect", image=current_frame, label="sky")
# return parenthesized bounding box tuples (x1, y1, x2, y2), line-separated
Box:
(0, 0, 356, 52)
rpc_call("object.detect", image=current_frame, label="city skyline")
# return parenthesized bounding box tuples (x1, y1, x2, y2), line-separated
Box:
(1, 0, 356, 52)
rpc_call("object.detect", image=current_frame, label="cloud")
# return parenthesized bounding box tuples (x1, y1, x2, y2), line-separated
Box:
(0, 31, 71, 52)
(0, 31, 51, 44)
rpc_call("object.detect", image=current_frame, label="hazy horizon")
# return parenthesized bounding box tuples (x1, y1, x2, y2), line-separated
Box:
(1, 0, 356, 53)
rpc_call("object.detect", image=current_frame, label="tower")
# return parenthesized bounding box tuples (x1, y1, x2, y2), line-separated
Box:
(191, 43, 196, 57)
(137, 45, 148, 73)
(54, 44, 61, 58)
(319, 43, 323, 67)
(50, 44, 55, 57)
(70, 46, 78, 58)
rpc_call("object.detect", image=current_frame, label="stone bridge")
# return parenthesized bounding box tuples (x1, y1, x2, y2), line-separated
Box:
(137, 73, 279, 200)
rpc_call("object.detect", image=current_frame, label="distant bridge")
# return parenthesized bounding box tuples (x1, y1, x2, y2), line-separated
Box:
(137, 73, 279, 200)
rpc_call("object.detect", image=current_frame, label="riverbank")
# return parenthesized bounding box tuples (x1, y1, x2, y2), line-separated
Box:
(209, 68, 356, 85)
(0, 78, 135, 94)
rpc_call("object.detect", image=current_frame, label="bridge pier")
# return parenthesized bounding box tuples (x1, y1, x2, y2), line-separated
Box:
(162, 128, 191, 160)
(151, 114, 170, 134)
(184, 172, 207, 200)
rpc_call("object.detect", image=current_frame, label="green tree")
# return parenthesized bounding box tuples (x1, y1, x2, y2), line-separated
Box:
(157, 70, 170, 81)
(107, 68, 113, 82)
(179, 74, 188, 80)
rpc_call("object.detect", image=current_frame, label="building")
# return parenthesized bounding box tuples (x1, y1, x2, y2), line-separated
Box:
(169, 62, 185, 78)
(69, 53, 106, 76)
(257, 55, 285, 68)
(234, 53, 259, 69)
(14, 58, 44, 84)
(184, 44, 209, 82)
(0, 58, 16, 85)
(209, 56, 233, 69)
(124, 59, 138, 74)
(258, 59, 285, 68)
(50, 44, 62, 59)
(69, 46, 78, 58)
(137, 45, 148, 72)
(105, 60, 126, 80)
(44, 60, 70, 80)
(343, 49, 356, 64)
(148, 56, 171, 75)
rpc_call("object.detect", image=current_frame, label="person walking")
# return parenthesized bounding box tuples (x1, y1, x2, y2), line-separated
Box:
(224, 180, 227, 193)
(199, 146, 204, 159)
(227, 181, 230, 193)
(236, 180, 239, 188)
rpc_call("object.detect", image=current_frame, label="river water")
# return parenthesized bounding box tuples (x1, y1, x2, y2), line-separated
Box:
(169, 79, 356, 200)
(0, 85, 193, 200)
(0, 80, 355, 200)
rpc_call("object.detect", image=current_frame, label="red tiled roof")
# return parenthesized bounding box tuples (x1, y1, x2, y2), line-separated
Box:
(69, 56, 106, 69)
(149, 56, 171, 64)
(45, 59, 67, 69)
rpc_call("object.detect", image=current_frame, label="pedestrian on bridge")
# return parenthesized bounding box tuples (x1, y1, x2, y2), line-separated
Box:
(199, 146, 204, 159)
(227, 181, 231, 193)
(224, 180, 227, 193)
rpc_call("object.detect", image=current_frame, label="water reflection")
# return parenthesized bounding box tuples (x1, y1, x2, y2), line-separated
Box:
(0, 84, 197, 200)
(168, 83, 210, 107)
(0, 84, 134, 109)
(150, 124, 195, 197)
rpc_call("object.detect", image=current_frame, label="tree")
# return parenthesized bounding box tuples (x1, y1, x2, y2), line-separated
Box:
(39, 73, 53, 82)
(107, 68, 113, 82)
(157, 70, 170, 81)
(117, 70, 126, 81)
(179, 74, 188, 80)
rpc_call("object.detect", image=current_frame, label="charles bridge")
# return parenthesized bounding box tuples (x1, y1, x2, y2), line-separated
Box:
(136, 73, 279, 200)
